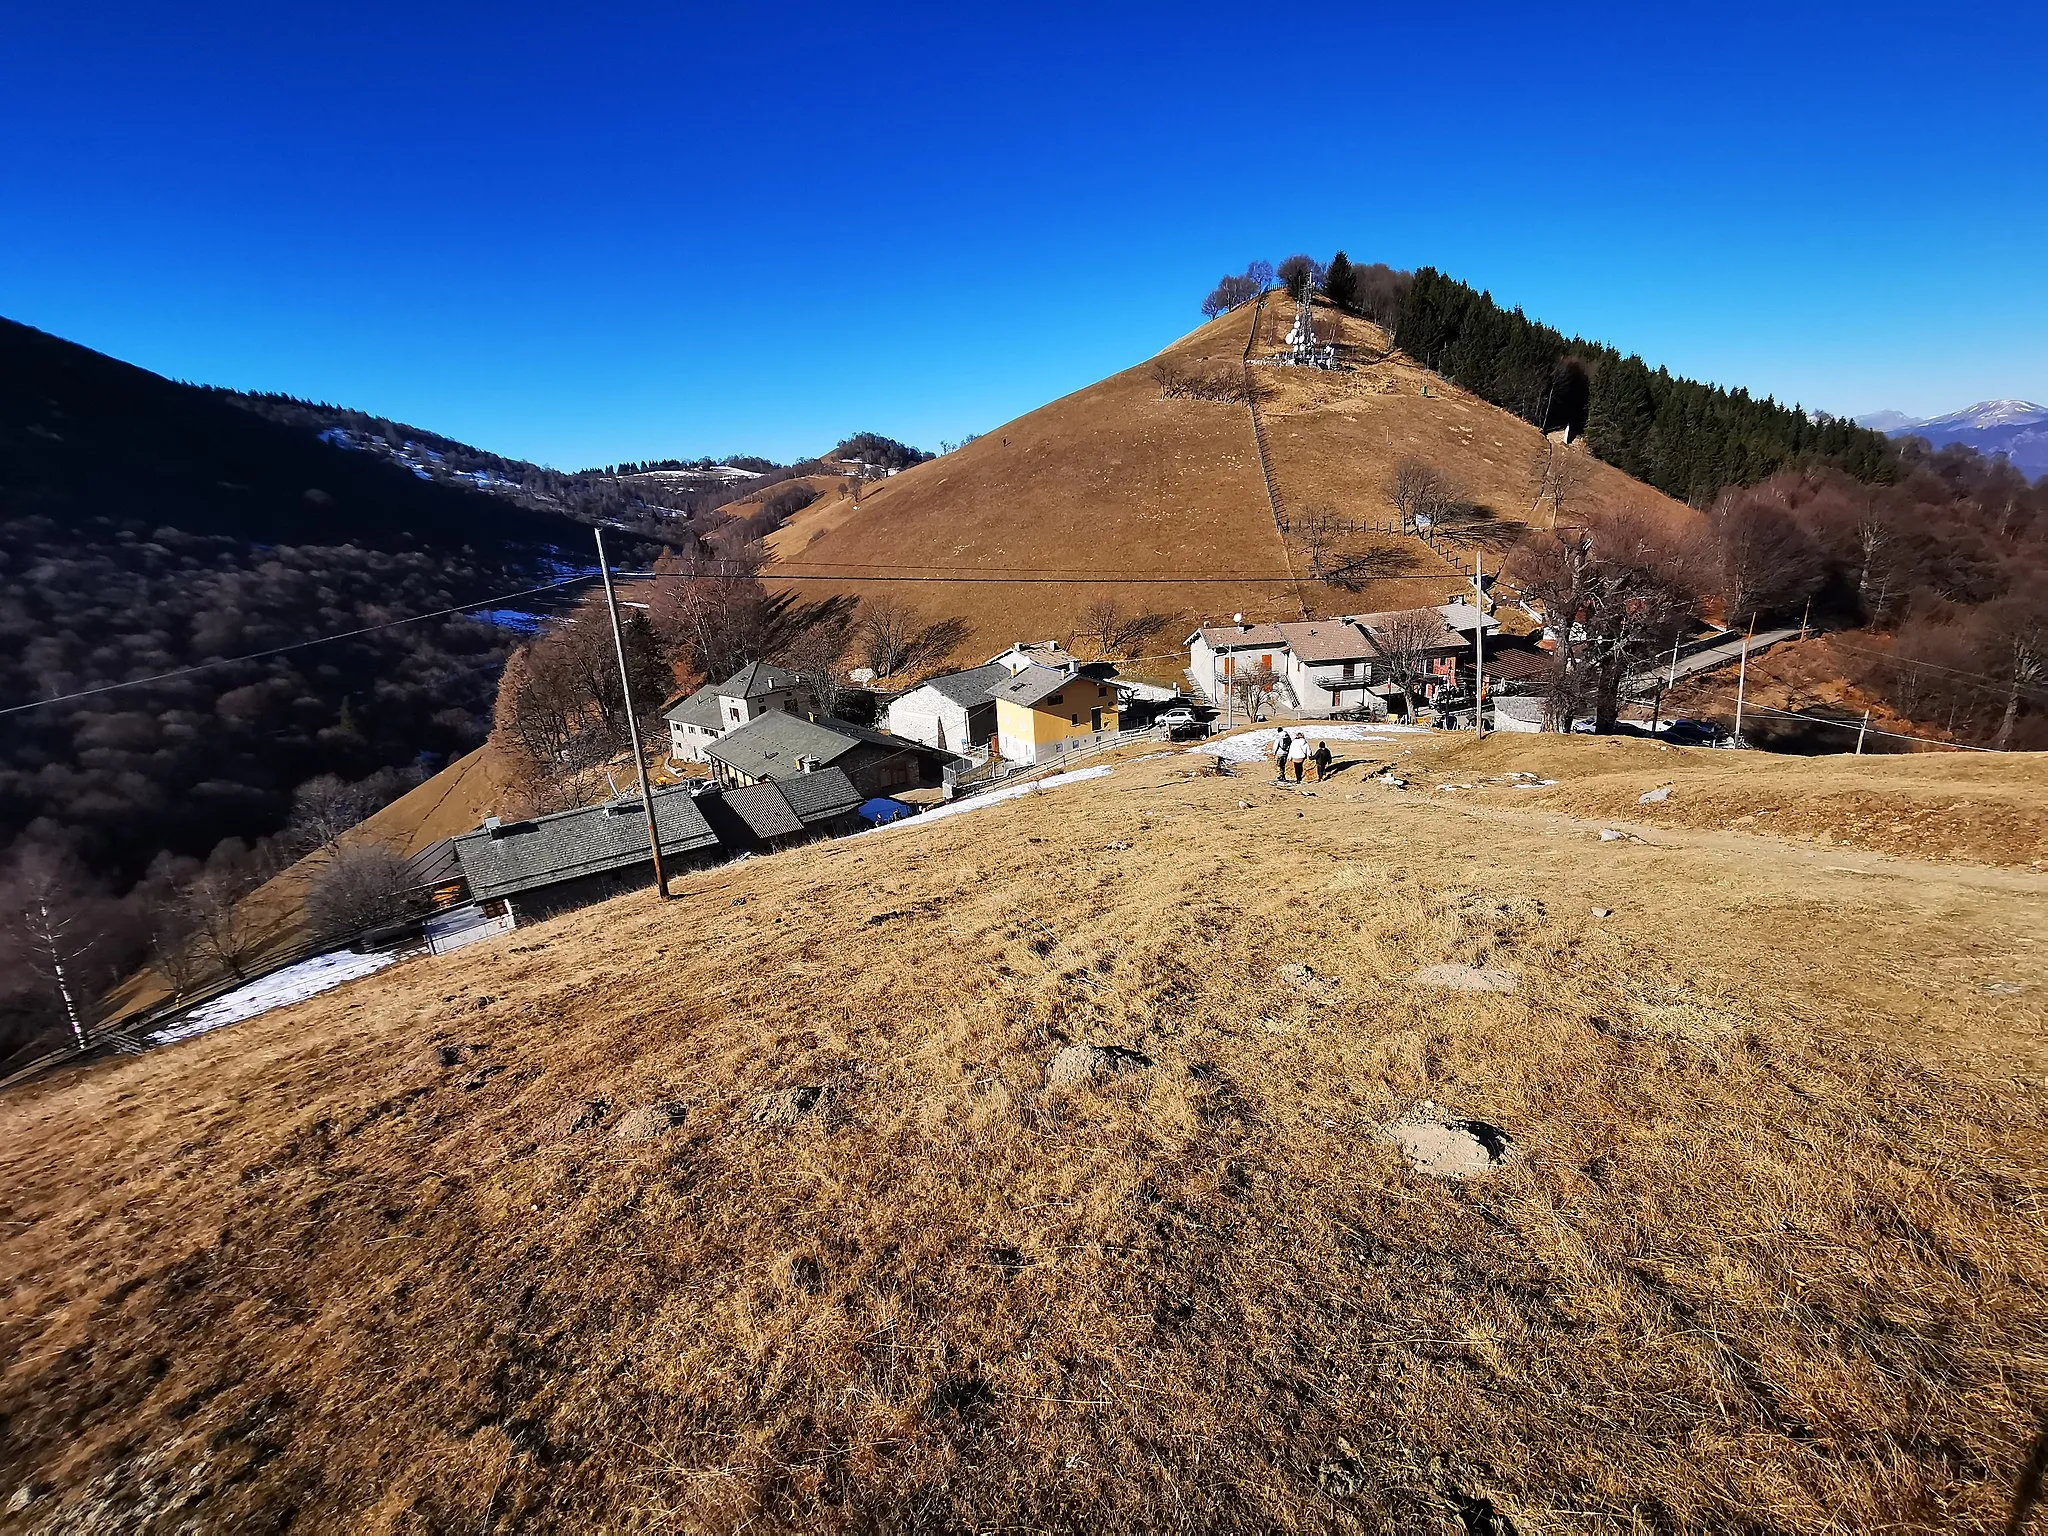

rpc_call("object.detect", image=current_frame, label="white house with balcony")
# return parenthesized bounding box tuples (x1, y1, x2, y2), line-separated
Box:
(1188, 604, 1499, 716)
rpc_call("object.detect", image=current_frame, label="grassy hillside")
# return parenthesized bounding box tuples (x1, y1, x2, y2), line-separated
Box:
(3, 732, 2044, 1531)
(765, 300, 1695, 663)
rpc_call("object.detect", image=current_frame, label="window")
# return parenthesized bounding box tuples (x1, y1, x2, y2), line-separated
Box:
(1342, 661, 1356, 680)
(1070, 713, 1079, 725)
(1049, 692, 1062, 706)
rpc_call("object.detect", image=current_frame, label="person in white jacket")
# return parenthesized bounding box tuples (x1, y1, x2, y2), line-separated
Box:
(1271, 729, 1292, 783)
(1288, 732, 1310, 783)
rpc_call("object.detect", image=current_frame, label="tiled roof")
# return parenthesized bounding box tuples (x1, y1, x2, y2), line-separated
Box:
(452, 789, 720, 902)
(1273, 619, 1379, 664)
(1353, 607, 1464, 651)
(1192, 623, 1288, 650)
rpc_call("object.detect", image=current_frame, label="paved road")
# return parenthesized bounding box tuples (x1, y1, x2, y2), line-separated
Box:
(1636, 627, 1802, 689)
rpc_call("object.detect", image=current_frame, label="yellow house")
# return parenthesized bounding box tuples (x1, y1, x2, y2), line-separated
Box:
(991, 664, 1120, 764)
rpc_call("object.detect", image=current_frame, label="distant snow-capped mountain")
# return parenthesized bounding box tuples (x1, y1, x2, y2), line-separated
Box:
(1854, 399, 2048, 480)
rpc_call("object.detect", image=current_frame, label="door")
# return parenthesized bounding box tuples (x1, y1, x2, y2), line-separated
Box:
(1091, 707, 1103, 732)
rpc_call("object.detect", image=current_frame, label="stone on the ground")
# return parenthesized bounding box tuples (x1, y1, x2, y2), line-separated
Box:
(1275, 962, 1334, 997)
(1600, 828, 1626, 841)
(1044, 1044, 1153, 1088)
(754, 1085, 831, 1127)
(1414, 963, 1518, 993)
(612, 1101, 687, 1142)
(1640, 785, 1672, 803)
(1381, 1110, 1512, 1178)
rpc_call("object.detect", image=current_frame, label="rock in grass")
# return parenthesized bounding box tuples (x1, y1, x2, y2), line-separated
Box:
(1044, 1044, 1153, 1088)
(1381, 1111, 1513, 1178)
(1640, 785, 1672, 803)
(754, 1085, 832, 1127)
(612, 1102, 687, 1142)
(1413, 963, 1518, 994)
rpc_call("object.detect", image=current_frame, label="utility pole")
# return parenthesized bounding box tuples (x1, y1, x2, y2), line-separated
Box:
(1731, 619, 1755, 748)
(595, 527, 671, 900)
(1855, 708, 1870, 754)
(1798, 597, 1811, 642)
(1472, 551, 1486, 735)
(1653, 635, 1681, 736)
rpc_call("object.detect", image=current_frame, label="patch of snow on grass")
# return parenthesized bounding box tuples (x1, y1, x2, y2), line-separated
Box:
(1191, 724, 1414, 765)
(151, 950, 400, 1045)
(870, 765, 1112, 834)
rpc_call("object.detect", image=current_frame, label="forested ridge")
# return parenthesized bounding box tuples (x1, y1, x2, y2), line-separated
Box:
(1392, 267, 1896, 502)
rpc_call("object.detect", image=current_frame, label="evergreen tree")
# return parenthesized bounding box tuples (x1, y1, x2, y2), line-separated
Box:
(1323, 251, 1358, 312)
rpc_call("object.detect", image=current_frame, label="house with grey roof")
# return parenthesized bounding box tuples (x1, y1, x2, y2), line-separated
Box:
(702, 710, 956, 799)
(990, 663, 1123, 764)
(663, 662, 815, 763)
(694, 765, 863, 854)
(881, 661, 1010, 753)
(451, 787, 723, 923)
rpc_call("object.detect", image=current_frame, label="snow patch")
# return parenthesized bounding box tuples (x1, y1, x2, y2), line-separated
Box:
(1191, 724, 1417, 765)
(150, 950, 400, 1045)
(866, 765, 1112, 834)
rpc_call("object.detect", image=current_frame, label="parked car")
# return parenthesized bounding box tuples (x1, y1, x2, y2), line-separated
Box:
(1155, 707, 1199, 736)
(1661, 718, 1729, 746)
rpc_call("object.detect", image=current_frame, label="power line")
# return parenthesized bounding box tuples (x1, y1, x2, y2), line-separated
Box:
(1826, 640, 2048, 702)
(1740, 704, 2004, 753)
(0, 573, 600, 719)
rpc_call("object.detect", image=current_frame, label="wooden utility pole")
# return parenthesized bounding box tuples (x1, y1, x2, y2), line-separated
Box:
(595, 527, 671, 899)
(1472, 551, 1487, 735)
(1731, 619, 1755, 748)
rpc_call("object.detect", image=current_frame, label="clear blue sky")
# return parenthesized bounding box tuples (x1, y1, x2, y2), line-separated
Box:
(6, 2, 2043, 469)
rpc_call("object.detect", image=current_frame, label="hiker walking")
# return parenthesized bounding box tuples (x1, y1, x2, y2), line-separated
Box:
(1289, 732, 1309, 783)
(1272, 729, 1292, 782)
(1313, 741, 1332, 781)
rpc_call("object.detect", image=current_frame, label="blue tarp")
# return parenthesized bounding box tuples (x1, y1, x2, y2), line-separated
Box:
(856, 796, 915, 826)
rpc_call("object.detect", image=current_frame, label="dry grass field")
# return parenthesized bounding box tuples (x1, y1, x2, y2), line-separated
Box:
(4, 732, 2046, 1532)
(762, 303, 1694, 665)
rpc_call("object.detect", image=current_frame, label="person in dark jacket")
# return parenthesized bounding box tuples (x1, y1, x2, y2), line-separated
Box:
(1271, 729, 1292, 783)
(1312, 741, 1333, 781)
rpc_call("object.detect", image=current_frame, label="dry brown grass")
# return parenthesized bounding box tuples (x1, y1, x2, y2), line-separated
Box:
(4, 735, 2046, 1532)
(762, 305, 1696, 666)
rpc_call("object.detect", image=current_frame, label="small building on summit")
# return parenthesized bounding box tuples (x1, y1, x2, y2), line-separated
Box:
(664, 662, 816, 764)
(451, 788, 723, 923)
(991, 663, 1121, 765)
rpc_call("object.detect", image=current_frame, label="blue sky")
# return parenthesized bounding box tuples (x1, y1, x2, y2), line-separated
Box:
(5, 2, 2044, 469)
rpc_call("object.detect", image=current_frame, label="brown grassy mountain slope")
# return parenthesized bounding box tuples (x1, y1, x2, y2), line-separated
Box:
(3, 733, 2044, 1533)
(765, 298, 1693, 664)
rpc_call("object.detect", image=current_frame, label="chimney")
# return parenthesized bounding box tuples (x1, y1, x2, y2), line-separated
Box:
(799, 755, 815, 774)
(483, 816, 503, 837)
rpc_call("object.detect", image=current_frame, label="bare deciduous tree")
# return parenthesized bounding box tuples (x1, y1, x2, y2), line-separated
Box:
(1514, 508, 1697, 732)
(1225, 667, 1281, 722)
(306, 844, 419, 940)
(857, 599, 927, 679)
(1391, 459, 1461, 531)
(1367, 609, 1449, 720)
(1294, 503, 1344, 581)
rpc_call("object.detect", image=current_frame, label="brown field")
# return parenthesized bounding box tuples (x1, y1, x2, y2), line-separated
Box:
(763, 303, 1694, 666)
(4, 733, 2046, 1532)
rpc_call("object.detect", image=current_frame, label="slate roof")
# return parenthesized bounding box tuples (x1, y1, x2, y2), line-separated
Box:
(452, 789, 720, 902)
(906, 662, 1011, 709)
(777, 764, 863, 821)
(714, 781, 805, 840)
(663, 686, 724, 729)
(991, 663, 1086, 708)
(720, 660, 799, 699)
(1434, 601, 1501, 635)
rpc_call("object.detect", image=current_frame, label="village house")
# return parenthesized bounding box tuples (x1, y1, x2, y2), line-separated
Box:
(1188, 604, 1500, 717)
(991, 662, 1121, 765)
(881, 661, 1011, 754)
(451, 787, 724, 924)
(702, 710, 955, 799)
(664, 662, 815, 764)
(692, 765, 864, 855)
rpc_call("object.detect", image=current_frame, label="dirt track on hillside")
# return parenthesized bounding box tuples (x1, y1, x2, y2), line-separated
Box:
(3, 735, 2045, 1532)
